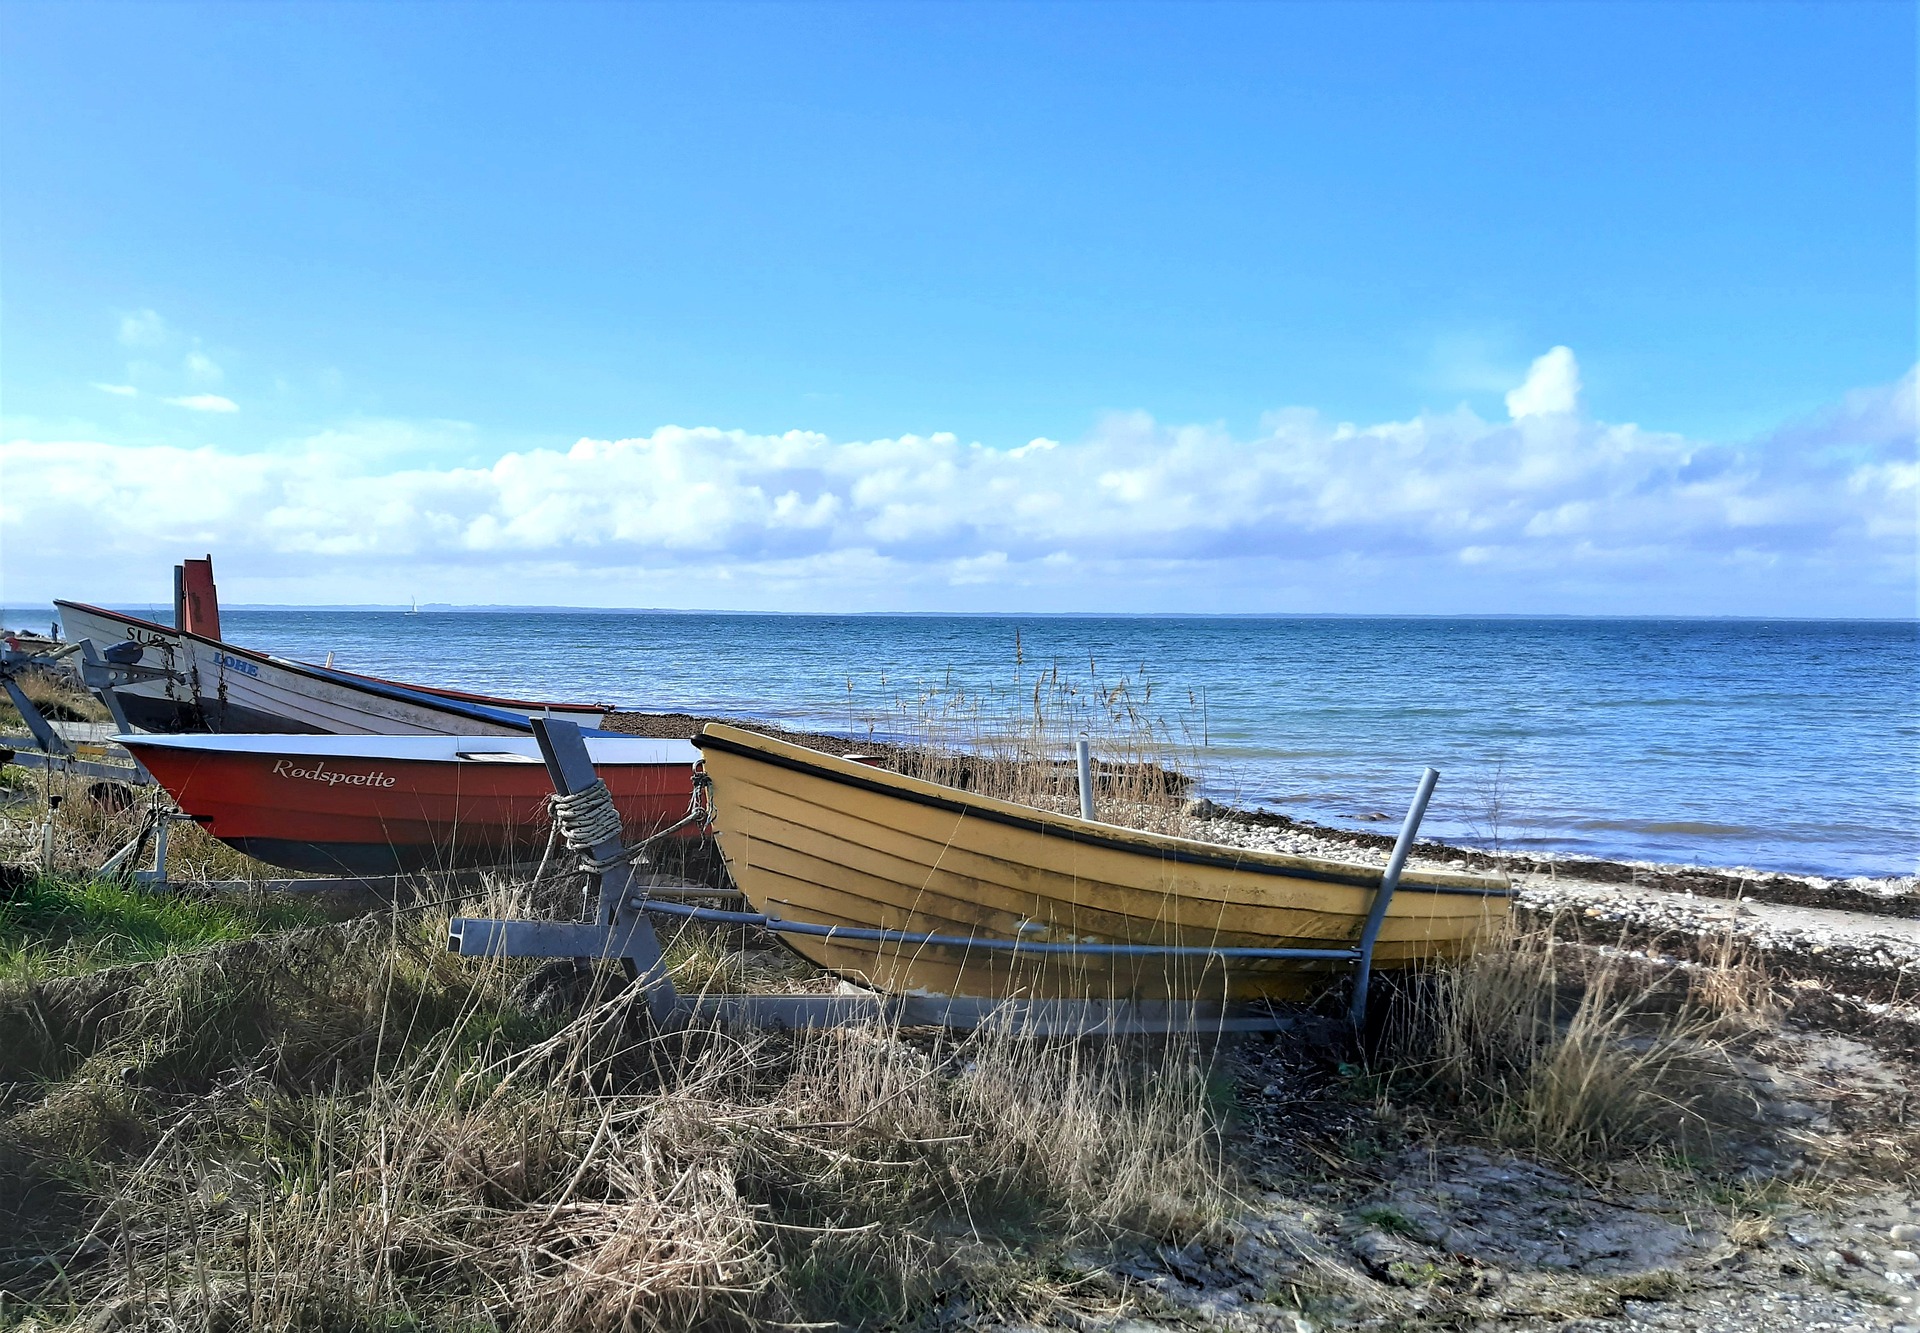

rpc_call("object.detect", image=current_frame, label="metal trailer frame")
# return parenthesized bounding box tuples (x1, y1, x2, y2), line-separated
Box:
(93, 797, 196, 889)
(447, 717, 1441, 1035)
(4, 635, 181, 883)
(1, 636, 170, 783)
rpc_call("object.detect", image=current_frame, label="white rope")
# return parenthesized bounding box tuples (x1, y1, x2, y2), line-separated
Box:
(550, 781, 628, 874)
(542, 767, 715, 879)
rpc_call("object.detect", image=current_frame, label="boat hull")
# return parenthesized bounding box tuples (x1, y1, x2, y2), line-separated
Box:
(692, 724, 1510, 1002)
(56, 603, 605, 736)
(122, 733, 701, 875)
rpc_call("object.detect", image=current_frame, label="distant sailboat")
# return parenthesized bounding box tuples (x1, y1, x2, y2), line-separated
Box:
(406, 596, 421, 616)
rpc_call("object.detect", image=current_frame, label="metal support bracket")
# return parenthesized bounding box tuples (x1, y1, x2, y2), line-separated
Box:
(1075, 737, 1097, 821)
(1348, 766, 1441, 1032)
(629, 893, 1366, 961)
(76, 640, 136, 736)
(443, 903, 1297, 1032)
(2, 748, 153, 785)
(2, 637, 172, 783)
(96, 799, 192, 888)
(1, 675, 69, 757)
(449, 914, 667, 963)
(685, 994, 1292, 1035)
(527, 716, 680, 1027)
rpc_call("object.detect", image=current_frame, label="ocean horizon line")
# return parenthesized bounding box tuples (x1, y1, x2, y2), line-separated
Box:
(10, 603, 1917, 625)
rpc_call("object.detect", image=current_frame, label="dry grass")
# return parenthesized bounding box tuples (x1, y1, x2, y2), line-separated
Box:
(1, 646, 1849, 1328)
(0, 666, 110, 728)
(857, 652, 1207, 836)
(1725, 1211, 1778, 1248)
(0, 766, 289, 890)
(0, 913, 1232, 1331)
(1380, 916, 1765, 1164)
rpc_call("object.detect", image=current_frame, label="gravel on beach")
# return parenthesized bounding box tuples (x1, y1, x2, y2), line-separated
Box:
(1191, 813, 1920, 1006)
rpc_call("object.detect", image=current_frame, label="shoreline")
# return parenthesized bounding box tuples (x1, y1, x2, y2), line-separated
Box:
(603, 710, 1918, 910)
(606, 707, 1920, 1053)
(1205, 805, 1920, 917)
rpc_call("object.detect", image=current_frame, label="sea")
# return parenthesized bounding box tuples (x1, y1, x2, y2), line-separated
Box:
(10, 606, 1916, 879)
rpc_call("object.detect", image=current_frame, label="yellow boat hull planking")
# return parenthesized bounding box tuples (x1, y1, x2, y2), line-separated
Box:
(692, 724, 1511, 1002)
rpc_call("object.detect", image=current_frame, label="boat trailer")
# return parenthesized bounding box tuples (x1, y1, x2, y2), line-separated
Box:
(3, 635, 188, 884)
(448, 718, 1440, 1035)
(2, 635, 170, 784)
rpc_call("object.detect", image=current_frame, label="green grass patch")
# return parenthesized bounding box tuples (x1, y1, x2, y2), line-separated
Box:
(0, 872, 322, 978)
(1356, 1202, 1420, 1237)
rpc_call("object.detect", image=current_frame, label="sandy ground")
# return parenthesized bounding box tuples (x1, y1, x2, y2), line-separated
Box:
(1026, 1025, 1920, 1333)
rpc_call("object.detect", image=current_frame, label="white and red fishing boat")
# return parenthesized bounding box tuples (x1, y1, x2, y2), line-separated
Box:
(120, 732, 701, 875)
(56, 559, 610, 736)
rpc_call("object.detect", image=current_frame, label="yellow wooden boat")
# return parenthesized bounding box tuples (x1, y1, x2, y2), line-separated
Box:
(690, 723, 1510, 1002)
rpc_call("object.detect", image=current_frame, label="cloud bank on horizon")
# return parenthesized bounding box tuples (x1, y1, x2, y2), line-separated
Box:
(6, 348, 1913, 616)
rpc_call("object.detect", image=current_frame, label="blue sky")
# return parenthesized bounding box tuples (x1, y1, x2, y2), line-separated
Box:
(2, 2, 1914, 614)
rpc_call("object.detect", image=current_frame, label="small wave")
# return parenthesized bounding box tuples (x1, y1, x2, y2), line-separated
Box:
(1564, 818, 1762, 838)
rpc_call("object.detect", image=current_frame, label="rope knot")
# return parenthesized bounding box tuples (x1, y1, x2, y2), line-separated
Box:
(533, 768, 715, 883)
(548, 780, 628, 873)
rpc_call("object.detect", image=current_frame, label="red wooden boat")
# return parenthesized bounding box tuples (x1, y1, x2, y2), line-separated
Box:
(121, 733, 701, 875)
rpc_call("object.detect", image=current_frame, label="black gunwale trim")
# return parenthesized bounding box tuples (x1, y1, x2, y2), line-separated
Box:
(56, 600, 533, 732)
(692, 730, 1512, 900)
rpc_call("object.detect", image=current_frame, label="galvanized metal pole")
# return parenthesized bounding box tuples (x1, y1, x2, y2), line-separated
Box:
(1348, 766, 1440, 1032)
(531, 717, 679, 1026)
(146, 814, 172, 888)
(40, 794, 60, 873)
(1075, 738, 1097, 822)
(630, 895, 1368, 959)
(3, 676, 71, 757)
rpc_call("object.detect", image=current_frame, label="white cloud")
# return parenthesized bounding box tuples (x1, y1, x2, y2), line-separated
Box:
(92, 383, 138, 397)
(1506, 346, 1582, 419)
(185, 351, 223, 385)
(118, 309, 168, 348)
(3, 354, 1912, 614)
(165, 393, 239, 413)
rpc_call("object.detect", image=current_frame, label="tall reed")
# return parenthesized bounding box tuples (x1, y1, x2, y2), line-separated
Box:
(1383, 917, 1763, 1164)
(852, 648, 1210, 835)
